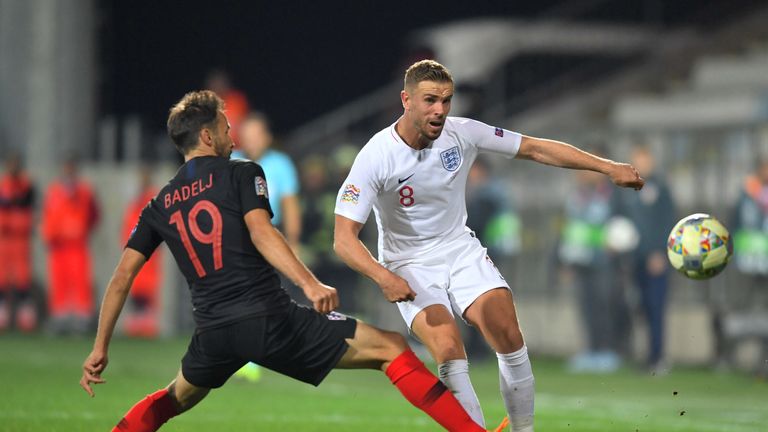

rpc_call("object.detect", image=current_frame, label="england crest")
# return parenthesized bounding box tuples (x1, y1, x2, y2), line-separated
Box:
(440, 146, 461, 171)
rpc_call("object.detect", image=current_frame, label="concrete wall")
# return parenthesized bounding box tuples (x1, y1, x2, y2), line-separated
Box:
(0, 0, 95, 169)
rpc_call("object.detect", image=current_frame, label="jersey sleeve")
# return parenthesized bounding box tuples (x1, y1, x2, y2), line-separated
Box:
(454, 117, 521, 158)
(125, 205, 163, 259)
(237, 162, 274, 218)
(334, 146, 381, 224)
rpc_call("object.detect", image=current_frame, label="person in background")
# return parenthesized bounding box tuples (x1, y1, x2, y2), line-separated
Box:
(231, 112, 301, 381)
(206, 69, 249, 145)
(726, 157, 768, 377)
(465, 156, 521, 360)
(732, 158, 768, 276)
(121, 166, 162, 338)
(41, 156, 100, 334)
(0, 152, 36, 332)
(466, 157, 521, 265)
(299, 156, 333, 270)
(233, 113, 301, 251)
(614, 145, 675, 374)
(299, 154, 364, 315)
(558, 162, 624, 373)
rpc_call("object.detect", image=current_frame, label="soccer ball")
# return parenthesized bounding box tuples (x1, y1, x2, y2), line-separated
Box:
(667, 213, 732, 279)
(605, 216, 639, 253)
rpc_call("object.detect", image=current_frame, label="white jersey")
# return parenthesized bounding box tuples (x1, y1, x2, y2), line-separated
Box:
(335, 116, 522, 263)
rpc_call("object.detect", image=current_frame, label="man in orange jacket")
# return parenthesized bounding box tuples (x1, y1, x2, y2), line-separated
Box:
(121, 167, 162, 337)
(0, 153, 36, 331)
(41, 157, 99, 334)
(206, 69, 249, 145)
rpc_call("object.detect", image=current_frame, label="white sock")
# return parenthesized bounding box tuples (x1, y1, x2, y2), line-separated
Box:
(497, 346, 535, 432)
(438, 359, 485, 427)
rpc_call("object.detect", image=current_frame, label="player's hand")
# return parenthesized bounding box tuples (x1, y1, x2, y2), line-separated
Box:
(379, 272, 417, 303)
(608, 162, 644, 190)
(304, 282, 339, 314)
(80, 349, 108, 397)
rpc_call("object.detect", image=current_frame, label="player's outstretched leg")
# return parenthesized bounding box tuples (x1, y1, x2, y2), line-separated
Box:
(336, 321, 486, 432)
(113, 370, 209, 432)
(466, 288, 534, 432)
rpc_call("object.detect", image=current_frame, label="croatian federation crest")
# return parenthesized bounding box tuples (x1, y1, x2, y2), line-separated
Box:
(254, 176, 269, 198)
(326, 311, 348, 321)
(440, 146, 461, 171)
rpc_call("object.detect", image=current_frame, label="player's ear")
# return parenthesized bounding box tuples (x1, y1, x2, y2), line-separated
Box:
(200, 127, 214, 147)
(400, 89, 409, 110)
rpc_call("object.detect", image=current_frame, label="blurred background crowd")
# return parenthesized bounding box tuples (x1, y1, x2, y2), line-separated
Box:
(1, 0, 768, 377)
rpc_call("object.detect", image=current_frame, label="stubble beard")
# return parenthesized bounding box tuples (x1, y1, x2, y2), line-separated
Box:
(214, 138, 231, 158)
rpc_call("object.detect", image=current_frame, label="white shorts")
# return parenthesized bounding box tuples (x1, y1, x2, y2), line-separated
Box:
(387, 232, 510, 329)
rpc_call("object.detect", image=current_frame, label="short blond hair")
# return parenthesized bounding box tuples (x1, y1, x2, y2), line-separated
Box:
(404, 60, 453, 90)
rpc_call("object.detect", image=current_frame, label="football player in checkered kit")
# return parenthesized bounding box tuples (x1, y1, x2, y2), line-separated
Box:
(334, 60, 645, 431)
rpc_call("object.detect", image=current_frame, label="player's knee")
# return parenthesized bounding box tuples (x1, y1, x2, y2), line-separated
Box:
(362, 329, 403, 366)
(167, 380, 208, 414)
(427, 335, 466, 362)
(380, 330, 408, 358)
(165, 382, 185, 412)
(355, 323, 409, 363)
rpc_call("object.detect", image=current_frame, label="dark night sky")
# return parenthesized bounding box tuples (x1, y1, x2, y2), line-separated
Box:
(100, 1, 558, 133)
(99, 0, 760, 135)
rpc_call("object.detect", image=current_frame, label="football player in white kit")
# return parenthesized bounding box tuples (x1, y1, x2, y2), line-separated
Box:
(334, 60, 645, 432)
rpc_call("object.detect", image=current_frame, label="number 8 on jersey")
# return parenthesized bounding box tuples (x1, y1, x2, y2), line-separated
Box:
(399, 186, 415, 207)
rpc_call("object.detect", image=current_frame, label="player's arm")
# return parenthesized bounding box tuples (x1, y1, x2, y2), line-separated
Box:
(516, 135, 645, 190)
(334, 215, 416, 303)
(80, 248, 146, 397)
(244, 208, 337, 313)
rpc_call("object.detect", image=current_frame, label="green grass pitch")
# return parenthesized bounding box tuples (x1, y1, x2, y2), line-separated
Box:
(0, 335, 766, 431)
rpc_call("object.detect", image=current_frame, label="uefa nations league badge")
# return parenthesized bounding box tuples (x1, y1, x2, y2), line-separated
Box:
(440, 146, 461, 171)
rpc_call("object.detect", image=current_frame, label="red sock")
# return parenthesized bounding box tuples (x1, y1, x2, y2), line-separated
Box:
(113, 389, 178, 432)
(386, 350, 485, 432)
